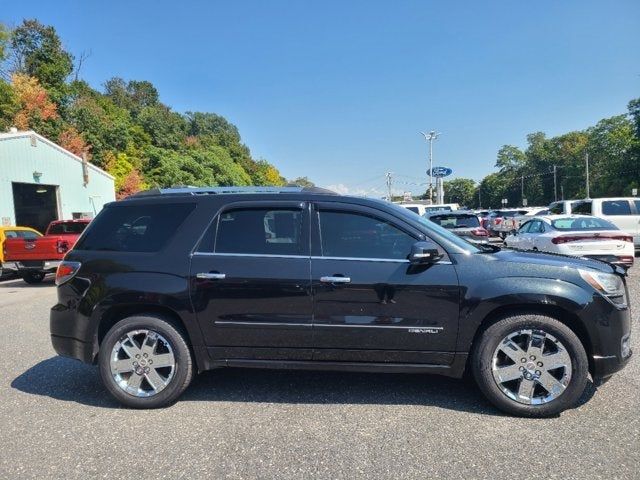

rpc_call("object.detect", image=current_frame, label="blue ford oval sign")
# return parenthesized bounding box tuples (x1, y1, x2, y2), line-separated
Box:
(429, 167, 452, 178)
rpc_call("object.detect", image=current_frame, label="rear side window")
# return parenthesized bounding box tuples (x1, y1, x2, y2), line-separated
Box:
(602, 200, 632, 215)
(548, 203, 564, 214)
(48, 222, 88, 235)
(4, 230, 40, 239)
(214, 208, 306, 256)
(75, 203, 195, 252)
(572, 201, 592, 215)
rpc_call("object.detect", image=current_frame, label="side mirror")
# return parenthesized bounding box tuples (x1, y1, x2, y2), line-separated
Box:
(409, 241, 444, 264)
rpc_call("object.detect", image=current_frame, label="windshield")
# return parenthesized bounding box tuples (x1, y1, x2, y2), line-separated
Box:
(377, 202, 481, 252)
(551, 217, 618, 231)
(429, 214, 480, 229)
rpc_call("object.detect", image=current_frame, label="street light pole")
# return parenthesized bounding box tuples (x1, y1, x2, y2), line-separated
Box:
(420, 130, 441, 203)
(553, 165, 558, 201)
(585, 152, 590, 199)
(385, 172, 393, 201)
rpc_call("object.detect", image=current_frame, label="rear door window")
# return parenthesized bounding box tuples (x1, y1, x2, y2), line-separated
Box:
(75, 203, 196, 252)
(602, 200, 632, 215)
(214, 208, 307, 256)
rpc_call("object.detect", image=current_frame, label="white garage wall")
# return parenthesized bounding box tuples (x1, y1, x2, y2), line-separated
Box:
(0, 132, 116, 226)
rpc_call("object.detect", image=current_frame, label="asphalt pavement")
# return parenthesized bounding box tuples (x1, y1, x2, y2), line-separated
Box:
(0, 266, 638, 479)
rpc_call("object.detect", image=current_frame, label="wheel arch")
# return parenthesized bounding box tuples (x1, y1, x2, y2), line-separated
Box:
(467, 303, 595, 376)
(95, 304, 202, 371)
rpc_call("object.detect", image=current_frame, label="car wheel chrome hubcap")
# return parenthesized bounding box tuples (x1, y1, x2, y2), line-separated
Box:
(110, 329, 176, 398)
(491, 329, 572, 405)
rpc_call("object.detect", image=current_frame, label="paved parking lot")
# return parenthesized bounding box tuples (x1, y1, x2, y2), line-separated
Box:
(0, 267, 638, 479)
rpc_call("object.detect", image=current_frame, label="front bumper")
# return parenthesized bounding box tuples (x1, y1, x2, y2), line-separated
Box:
(2, 260, 61, 272)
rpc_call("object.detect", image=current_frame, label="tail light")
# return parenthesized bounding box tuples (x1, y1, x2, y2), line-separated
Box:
(552, 235, 633, 245)
(471, 228, 489, 237)
(494, 218, 503, 225)
(56, 239, 69, 254)
(55, 261, 81, 286)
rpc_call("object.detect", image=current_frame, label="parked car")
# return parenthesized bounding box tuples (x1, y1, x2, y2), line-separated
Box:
(504, 215, 634, 268)
(399, 202, 459, 216)
(571, 198, 640, 252)
(501, 207, 550, 233)
(424, 210, 489, 244)
(548, 200, 577, 215)
(487, 209, 530, 238)
(2, 219, 90, 283)
(0, 226, 42, 278)
(51, 186, 632, 417)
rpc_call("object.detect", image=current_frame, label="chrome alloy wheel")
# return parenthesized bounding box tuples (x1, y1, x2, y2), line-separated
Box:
(110, 329, 176, 397)
(491, 329, 572, 405)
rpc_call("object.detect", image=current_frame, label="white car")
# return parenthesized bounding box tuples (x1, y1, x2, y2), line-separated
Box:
(399, 203, 459, 216)
(504, 215, 634, 268)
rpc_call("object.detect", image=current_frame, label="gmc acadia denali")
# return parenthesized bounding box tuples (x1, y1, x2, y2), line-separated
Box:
(50, 186, 632, 416)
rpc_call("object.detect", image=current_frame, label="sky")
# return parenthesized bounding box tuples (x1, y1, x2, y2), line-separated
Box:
(2, 0, 639, 196)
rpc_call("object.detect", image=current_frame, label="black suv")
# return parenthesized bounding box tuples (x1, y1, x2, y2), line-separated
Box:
(50, 187, 632, 416)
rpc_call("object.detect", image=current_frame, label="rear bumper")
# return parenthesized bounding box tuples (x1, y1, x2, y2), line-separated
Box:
(2, 260, 61, 272)
(50, 334, 94, 363)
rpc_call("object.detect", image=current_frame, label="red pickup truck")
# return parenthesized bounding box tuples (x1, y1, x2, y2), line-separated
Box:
(2, 219, 91, 283)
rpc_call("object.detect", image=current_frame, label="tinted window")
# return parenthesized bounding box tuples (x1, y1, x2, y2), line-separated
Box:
(319, 210, 415, 259)
(635, 200, 640, 213)
(519, 221, 532, 233)
(572, 201, 592, 215)
(215, 208, 306, 256)
(528, 220, 544, 233)
(75, 203, 195, 252)
(4, 230, 40, 239)
(429, 214, 479, 229)
(548, 203, 564, 214)
(602, 200, 632, 215)
(551, 217, 617, 231)
(425, 206, 452, 212)
(48, 222, 89, 235)
(405, 207, 420, 214)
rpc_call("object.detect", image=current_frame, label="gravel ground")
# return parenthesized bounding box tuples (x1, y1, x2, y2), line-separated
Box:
(0, 268, 638, 479)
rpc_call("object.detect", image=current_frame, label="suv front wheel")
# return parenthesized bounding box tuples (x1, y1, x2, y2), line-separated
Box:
(99, 315, 194, 408)
(472, 313, 589, 417)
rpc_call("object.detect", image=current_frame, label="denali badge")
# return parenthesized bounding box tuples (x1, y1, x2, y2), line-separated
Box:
(408, 327, 443, 334)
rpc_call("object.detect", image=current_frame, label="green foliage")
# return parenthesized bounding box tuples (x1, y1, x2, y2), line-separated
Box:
(0, 19, 285, 198)
(289, 176, 315, 187)
(443, 178, 476, 206)
(10, 19, 73, 101)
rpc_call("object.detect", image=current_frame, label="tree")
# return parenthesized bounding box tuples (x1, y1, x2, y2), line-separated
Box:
(289, 176, 315, 187)
(10, 20, 73, 99)
(58, 125, 88, 156)
(443, 178, 476, 206)
(495, 145, 526, 172)
(11, 73, 58, 131)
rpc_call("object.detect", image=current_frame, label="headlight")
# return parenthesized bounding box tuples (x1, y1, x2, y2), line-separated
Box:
(579, 269, 625, 297)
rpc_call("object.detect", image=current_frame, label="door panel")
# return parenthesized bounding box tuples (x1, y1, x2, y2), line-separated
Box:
(190, 202, 313, 361)
(310, 203, 460, 364)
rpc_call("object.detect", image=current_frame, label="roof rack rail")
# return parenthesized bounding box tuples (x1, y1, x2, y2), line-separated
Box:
(130, 185, 336, 198)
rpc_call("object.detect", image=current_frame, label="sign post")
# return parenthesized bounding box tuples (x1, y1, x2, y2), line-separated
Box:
(429, 167, 453, 204)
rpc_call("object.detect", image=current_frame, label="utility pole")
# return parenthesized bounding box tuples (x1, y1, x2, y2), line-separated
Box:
(478, 185, 482, 209)
(521, 175, 524, 206)
(420, 131, 441, 203)
(385, 172, 393, 201)
(561, 184, 564, 200)
(553, 165, 558, 201)
(585, 152, 590, 199)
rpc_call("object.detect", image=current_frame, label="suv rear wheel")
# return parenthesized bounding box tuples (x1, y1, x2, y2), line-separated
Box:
(472, 313, 588, 417)
(99, 315, 194, 408)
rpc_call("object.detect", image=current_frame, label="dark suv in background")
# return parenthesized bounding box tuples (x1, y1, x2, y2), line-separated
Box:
(50, 187, 632, 416)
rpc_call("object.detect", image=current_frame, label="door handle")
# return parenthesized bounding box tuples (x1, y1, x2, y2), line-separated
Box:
(196, 272, 226, 280)
(320, 276, 351, 284)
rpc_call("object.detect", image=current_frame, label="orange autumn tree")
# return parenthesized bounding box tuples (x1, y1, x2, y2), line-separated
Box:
(11, 73, 58, 130)
(58, 126, 89, 157)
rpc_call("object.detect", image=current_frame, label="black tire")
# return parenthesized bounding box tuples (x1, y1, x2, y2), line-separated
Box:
(472, 313, 588, 417)
(22, 271, 45, 284)
(99, 314, 194, 408)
